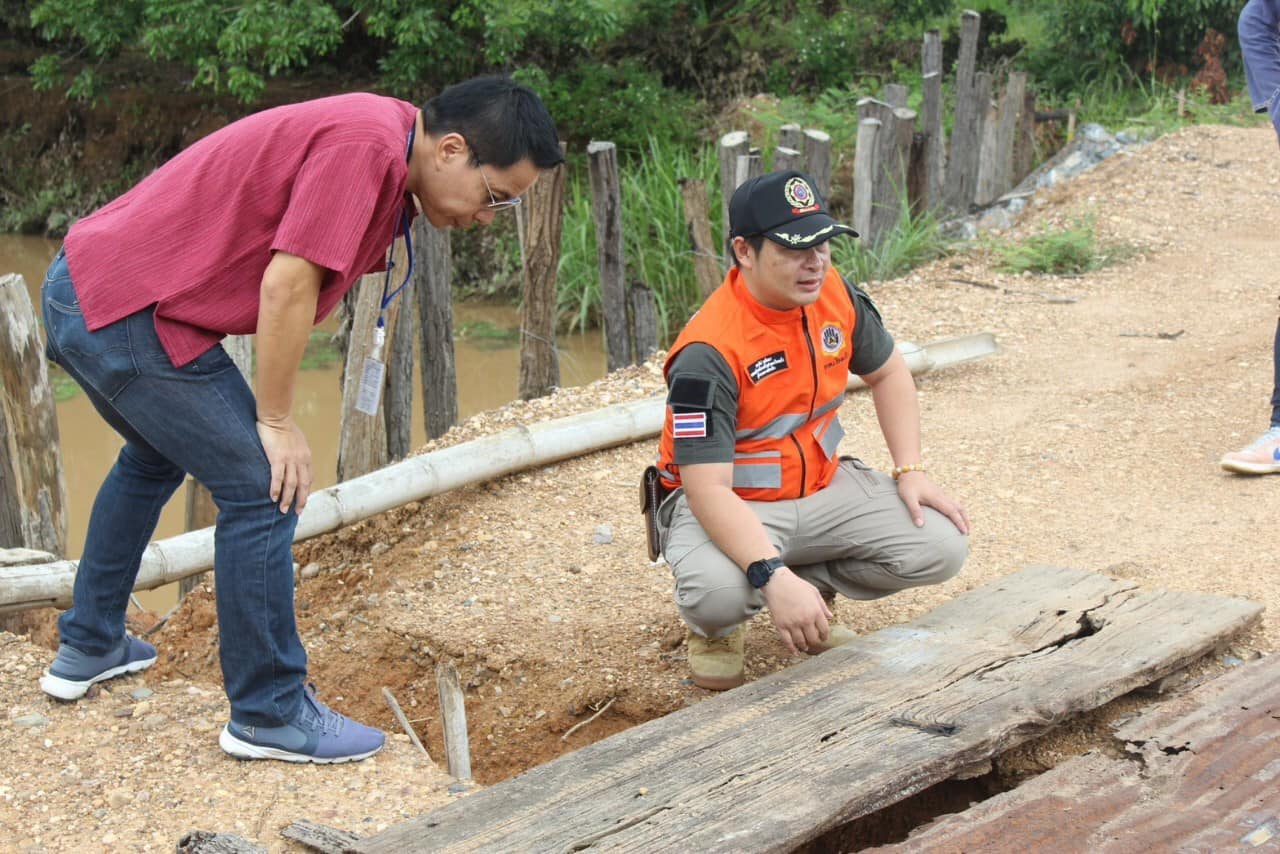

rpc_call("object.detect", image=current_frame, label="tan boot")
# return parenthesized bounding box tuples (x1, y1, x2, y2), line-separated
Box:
(687, 625, 746, 690)
(811, 592, 858, 654)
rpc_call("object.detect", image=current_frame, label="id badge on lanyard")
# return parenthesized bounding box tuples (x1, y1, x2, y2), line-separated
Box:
(354, 209, 414, 416)
(355, 124, 416, 417)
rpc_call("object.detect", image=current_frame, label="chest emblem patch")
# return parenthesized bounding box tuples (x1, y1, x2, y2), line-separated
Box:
(821, 323, 845, 357)
(747, 351, 789, 384)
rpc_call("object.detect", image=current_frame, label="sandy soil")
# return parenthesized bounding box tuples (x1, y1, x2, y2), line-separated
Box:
(2, 123, 1279, 852)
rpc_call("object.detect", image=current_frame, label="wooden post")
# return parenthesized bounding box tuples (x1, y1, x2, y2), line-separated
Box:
(883, 83, 910, 109)
(907, 131, 928, 215)
(944, 9, 982, 213)
(772, 146, 803, 173)
(678, 178, 722, 301)
(922, 29, 946, 210)
(853, 118, 882, 240)
(954, 9, 980, 96)
(1013, 88, 1038, 185)
(415, 218, 457, 440)
(717, 131, 750, 258)
(436, 660, 472, 781)
(988, 71, 1028, 202)
(874, 108, 917, 242)
(973, 72, 1000, 206)
(519, 142, 569, 398)
(629, 284, 658, 364)
(735, 150, 763, 190)
(587, 140, 629, 373)
(384, 275, 415, 463)
(337, 259, 408, 481)
(803, 129, 832, 200)
(778, 124, 804, 154)
(180, 334, 252, 597)
(0, 274, 66, 557)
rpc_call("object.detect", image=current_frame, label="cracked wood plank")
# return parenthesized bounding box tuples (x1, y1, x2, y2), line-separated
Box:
(353, 566, 1262, 853)
(869, 652, 1280, 853)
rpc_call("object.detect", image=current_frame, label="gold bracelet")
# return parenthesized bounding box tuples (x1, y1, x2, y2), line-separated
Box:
(891, 463, 926, 480)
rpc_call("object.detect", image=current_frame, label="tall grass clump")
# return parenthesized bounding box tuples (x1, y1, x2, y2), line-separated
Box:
(557, 137, 721, 342)
(831, 200, 950, 286)
(991, 218, 1132, 275)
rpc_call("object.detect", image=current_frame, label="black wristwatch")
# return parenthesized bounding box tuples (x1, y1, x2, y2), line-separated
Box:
(747, 556, 785, 589)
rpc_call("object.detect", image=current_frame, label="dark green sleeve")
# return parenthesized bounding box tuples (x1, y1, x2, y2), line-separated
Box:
(666, 343, 740, 466)
(843, 275, 896, 376)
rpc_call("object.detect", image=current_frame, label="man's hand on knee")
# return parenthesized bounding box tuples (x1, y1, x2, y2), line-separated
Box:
(761, 569, 833, 654)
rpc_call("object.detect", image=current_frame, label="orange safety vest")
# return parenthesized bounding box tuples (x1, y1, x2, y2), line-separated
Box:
(657, 265, 858, 501)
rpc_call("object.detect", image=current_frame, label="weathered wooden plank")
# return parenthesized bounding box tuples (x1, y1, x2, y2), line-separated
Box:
(587, 140, 630, 373)
(437, 660, 473, 781)
(717, 131, 750, 259)
(869, 653, 1280, 853)
(853, 117, 882, 239)
(883, 83, 909, 109)
(771, 145, 802, 174)
(0, 273, 67, 557)
(355, 566, 1262, 853)
(415, 218, 457, 440)
(735, 150, 763, 191)
(337, 247, 407, 481)
(803, 129, 832, 200)
(384, 275, 415, 462)
(777, 124, 804, 155)
(974, 73, 1002, 205)
(519, 141, 568, 398)
(944, 10, 982, 213)
(282, 819, 363, 853)
(677, 177, 722, 301)
(921, 30, 945, 209)
(629, 284, 658, 364)
(1013, 88, 1038, 186)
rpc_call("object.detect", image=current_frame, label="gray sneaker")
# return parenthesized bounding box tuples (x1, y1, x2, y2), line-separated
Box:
(40, 635, 157, 700)
(219, 684, 385, 764)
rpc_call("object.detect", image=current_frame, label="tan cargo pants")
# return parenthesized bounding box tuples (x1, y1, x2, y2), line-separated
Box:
(657, 458, 968, 639)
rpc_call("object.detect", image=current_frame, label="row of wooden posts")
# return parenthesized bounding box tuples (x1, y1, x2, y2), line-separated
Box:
(0, 9, 1055, 596)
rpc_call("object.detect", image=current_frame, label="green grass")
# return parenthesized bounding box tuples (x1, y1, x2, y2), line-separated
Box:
(990, 218, 1134, 275)
(48, 366, 81, 402)
(557, 137, 721, 342)
(832, 199, 951, 286)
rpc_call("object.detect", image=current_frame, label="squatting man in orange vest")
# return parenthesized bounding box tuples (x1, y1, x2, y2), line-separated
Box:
(646, 170, 970, 689)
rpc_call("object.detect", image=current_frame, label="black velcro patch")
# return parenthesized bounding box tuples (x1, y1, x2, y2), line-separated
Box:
(747, 351, 789, 384)
(668, 374, 716, 410)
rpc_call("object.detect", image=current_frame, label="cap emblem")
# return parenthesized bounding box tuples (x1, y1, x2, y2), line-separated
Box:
(783, 176, 818, 213)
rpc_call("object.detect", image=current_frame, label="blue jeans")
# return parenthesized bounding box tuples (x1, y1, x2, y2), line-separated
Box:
(41, 249, 306, 726)
(1271, 316, 1280, 427)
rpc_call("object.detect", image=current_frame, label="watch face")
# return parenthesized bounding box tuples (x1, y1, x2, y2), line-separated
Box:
(747, 560, 774, 588)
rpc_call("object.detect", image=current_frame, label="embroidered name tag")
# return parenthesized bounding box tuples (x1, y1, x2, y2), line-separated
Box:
(747, 351, 789, 384)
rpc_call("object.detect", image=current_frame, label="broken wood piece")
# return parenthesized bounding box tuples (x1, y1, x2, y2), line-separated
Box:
(281, 819, 362, 854)
(176, 830, 266, 853)
(949, 278, 1079, 303)
(867, 652, 1280, 852)
(1119, 329, 1185, 340)
(382, 686, 433, 764)
(352, 566, 1261, 852)
(436, 661, 472, 781)
(561, 696, 616, 742)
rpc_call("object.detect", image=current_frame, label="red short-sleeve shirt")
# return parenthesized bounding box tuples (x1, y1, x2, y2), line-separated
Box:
(64, 93, 418, 366)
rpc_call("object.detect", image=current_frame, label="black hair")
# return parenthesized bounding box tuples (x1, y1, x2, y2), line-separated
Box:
(729, 233, 766, 270)
(421, 75, 563, 170)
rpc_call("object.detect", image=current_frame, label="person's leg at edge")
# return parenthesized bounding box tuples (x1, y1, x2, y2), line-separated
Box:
(1220, 311, 1280, 474)
(39, 253, 180, 699)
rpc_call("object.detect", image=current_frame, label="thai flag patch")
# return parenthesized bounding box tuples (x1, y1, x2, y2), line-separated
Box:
(672, 411, 708, 439)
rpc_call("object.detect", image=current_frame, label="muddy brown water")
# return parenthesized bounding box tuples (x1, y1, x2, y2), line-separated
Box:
(2, 234, 608, 611)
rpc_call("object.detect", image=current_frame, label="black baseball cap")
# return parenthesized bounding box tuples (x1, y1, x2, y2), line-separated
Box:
(729, 170, 857, 249)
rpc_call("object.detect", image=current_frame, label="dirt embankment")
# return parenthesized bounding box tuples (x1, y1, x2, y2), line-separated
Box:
(3, 123, 1279, 851)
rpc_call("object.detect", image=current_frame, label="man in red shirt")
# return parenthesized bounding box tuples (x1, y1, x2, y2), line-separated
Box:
(38, 76, 561, 763)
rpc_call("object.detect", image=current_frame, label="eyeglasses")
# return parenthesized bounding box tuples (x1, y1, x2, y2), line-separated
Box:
(479, 167, 522, 211)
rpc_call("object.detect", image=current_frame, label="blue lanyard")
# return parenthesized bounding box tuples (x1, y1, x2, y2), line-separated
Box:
(377, 121, 418, 331)
(377, 208, 414, 331)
